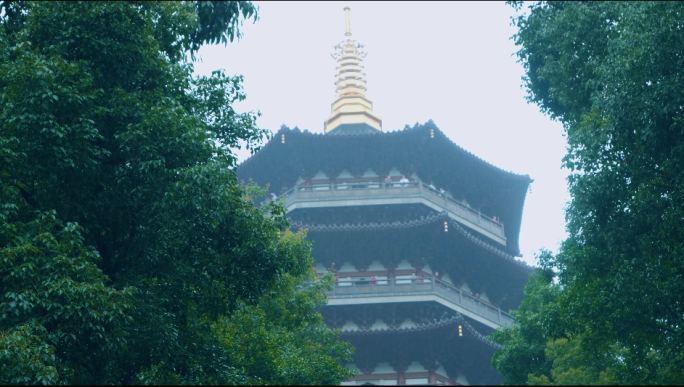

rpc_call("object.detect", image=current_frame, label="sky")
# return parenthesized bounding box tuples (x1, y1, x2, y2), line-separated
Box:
(192, 1, 570, 267)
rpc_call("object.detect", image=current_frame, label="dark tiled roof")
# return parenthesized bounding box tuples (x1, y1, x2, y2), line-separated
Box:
(327, 123, 380, 135)
(290, 211, 534, 271)
(340, 312, 503, 350)
(238, 121, 532, 254)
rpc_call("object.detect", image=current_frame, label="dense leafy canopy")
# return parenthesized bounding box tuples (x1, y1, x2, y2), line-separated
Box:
(493, 1, 684, 385)
(491, 264, 617, 386)
(1, 1, 353, 384)
(490, 263, 561, 385)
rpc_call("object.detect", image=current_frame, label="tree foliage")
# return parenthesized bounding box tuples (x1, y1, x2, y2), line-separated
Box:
(490, 264, 561, 385)
(1, 1, 353, 384)
(527, 336, 616, 386)
(494, 1, 684, 384)
(214, 230, 355, 386)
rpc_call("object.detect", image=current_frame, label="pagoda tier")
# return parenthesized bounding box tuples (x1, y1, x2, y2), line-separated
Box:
(321, 303, 504, 385)
(292, 209, 532, 312)
(237, 122, 532, 255)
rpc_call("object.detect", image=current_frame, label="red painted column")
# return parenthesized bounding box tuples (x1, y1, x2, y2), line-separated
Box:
(392, 362, 409, 385)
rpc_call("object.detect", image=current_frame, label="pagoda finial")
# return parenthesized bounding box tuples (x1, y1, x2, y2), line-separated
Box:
(323, 6, 382, 134)
(344, 5, 352, 37)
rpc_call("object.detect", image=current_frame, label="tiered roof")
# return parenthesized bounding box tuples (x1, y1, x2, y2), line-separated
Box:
(293, 211, 532, 310)
(340, 313, 503, 350)
(237, 121, 532, 255)
(339, 311, 505, 385)
(291, 211, 532, 270)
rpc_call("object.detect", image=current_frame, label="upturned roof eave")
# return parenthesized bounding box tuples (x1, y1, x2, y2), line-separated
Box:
(290, 211, 535, 272)
(238, 123, 532, 254)
(339, 313, 503, 350)
(240, 125, 533, 183)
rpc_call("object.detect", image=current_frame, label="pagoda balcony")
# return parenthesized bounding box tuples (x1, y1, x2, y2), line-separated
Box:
(326, 277, 514, 329)
(283, 181, 507, 246)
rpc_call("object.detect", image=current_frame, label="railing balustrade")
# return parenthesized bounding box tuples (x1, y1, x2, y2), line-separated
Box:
(328, 277, 514, 327)
(279, 179, 505, 239)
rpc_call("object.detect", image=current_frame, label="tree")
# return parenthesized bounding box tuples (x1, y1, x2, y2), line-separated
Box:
(495, 1, 684, 384)
(213, 229, 355, 386)
(1, 1, 353, 384)
(526, 336, 616, 386)
(490, 257, 562, 385)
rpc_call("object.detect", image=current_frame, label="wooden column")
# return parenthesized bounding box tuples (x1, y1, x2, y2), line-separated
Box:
(391, 360, 410, 385)
(421, 358, 439, 385)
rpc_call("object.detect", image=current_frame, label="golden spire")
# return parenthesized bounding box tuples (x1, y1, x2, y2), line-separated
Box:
(324, 6, 382, 134)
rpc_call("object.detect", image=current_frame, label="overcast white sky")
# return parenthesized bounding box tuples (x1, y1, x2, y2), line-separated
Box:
(193, 1, 570, 267)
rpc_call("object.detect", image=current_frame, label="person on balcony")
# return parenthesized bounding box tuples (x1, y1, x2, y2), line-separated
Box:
(399, 175, 409, 187)
(384, 175, 392, 186)
(439, 188, 445, 197)
(271, 193, 277, 201)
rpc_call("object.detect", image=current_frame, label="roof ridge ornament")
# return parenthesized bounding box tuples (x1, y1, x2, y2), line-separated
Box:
(323, 6, 382, 134)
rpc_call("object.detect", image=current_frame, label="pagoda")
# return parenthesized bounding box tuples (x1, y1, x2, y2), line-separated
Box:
(238, 6, 533, 385)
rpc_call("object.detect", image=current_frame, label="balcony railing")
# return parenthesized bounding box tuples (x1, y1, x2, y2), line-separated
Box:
(280, 180, 506, 244)
(327, 277, 514, 328)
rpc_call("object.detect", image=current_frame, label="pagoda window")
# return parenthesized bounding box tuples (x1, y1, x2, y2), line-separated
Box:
(337, 169, 354, 179)
(388, 168, 401, 177)
(362, 169, 378, 178)
(395, 274, 412, 284)
(455, 374, 470, 385)
(313, 170, 328, 180)
(460, 282, 472, 293)
(396, 259, 414, 271)
(371, 319, 388, 330)
(338, 262, 356, 272)
(341, 320, 359, 330)
(367, 260, 385, 271)
(314, 263, 326, 274)
(400, 318, 416, 328)
(374, 363, 395, 374)
(406, 361, 428, 374)
(337, 277, 353, 287)
(405, 378, 429, 385)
